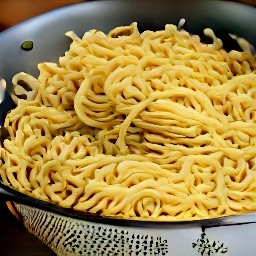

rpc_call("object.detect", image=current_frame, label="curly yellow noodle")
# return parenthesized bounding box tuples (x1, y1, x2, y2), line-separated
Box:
(1, 22, 256, 221)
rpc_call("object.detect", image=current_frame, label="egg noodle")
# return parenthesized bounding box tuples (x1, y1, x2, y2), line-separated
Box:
(1, 22, 256, 220)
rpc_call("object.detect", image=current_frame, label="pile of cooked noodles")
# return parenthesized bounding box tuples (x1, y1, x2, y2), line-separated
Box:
(1, 22, 256, 220)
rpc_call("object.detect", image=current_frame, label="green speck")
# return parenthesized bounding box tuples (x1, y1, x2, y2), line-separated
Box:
(21, 40, 33, 51)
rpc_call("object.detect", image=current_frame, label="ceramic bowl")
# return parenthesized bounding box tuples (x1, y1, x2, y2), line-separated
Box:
(1, 1, 256, 255)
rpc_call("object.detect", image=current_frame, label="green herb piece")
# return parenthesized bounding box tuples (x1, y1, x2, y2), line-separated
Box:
(21, 40, 34, 51)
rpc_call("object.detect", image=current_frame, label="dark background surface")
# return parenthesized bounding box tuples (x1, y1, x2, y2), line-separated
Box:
(0, 200, 55, 256)
(0, 0, 255, 255)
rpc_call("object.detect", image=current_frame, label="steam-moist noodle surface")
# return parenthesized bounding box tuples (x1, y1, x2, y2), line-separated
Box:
(1, 23, 256, 220)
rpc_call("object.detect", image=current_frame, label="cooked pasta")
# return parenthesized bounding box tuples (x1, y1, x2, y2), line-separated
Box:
(1, 22, 256, 221)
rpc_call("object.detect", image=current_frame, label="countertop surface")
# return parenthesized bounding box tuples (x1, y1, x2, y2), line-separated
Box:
(0, 0, 255, 255)
(0, 0, 255, 30)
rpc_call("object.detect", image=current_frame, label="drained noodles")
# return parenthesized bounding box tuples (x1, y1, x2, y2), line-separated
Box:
(1, 22, 256, 221)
